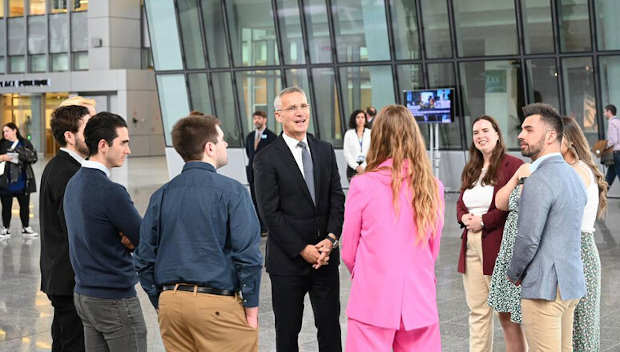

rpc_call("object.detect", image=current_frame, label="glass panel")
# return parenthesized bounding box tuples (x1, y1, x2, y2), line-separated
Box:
(459, 60, 525, 149)
(0, 20, 4, 53)
(562, 57, 597, 143)
(141, 48, 153, 69)
(226, 0, 279, 67)
(156, 74, 190, 146)
(28, 16, 45, 54)
(305, 0, 332, 63)
(28, 95, 42, 152)
(8, 17, 25, 55)
(51, 52, 68, 71)
(521, 0, 554, 54)
(49, 14, 68, 53)
(200, 0, 229, 68)
(178, 0, 206, 69)
(71, 12, 88, 51)
(211, 72, 242, 146)
(526, 59, 560, 108)
(285, 69, 316, 135)
(599, 56, 620, 136)
(187, 73, 213, 115)
(312, 68, 342, 146)
(276, 0, 304, 65)
(421, 0, 452, 59)
(558, 0, 591, 52)
(72, 51, 88, 70)
(144, 0, 183, 70)
(9, 55, 24, 72)
(51, 0, 67, 13)
(9, 0, 24, 17)
(0, 57, 5, 73)
(30, 0, 45, 15)
(30, 53, 46, 72)
(332, 0, 390, 62)
(453, 0, 519, 56)
(236, 70, 282, 141)
(595, 0, 620, 50)
(396, 64, 423, 94)
(74, 0, 88, 11)
(428, 63, 461, 149)
(390, 0, 420, 60)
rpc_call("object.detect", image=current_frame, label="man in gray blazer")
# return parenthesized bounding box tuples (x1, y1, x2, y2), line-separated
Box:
(508, 103, 586, 351)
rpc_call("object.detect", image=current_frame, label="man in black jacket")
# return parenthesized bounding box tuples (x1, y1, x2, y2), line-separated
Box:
(39, 105, 91, 352)
(244, 110, 276, 234)
(254, 87, 345, 352)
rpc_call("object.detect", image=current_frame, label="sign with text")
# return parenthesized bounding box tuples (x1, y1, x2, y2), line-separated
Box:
(0, 79, 51, 88)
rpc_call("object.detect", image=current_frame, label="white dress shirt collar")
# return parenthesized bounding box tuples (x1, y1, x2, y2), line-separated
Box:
(59, 147, 85, 165)
(282, 133, 310, 177)
(82, 160, 111, 178)
(530, 152, 562, 172)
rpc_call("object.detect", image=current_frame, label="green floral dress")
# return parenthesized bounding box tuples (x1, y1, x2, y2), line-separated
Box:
(572, 230, 601, 351)
(487, 186, 522, 323)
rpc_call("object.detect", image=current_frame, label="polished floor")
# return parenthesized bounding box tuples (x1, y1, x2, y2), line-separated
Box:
(0, 156, 619, 351)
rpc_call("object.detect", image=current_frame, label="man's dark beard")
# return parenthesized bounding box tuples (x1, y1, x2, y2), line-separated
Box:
(76, 140, 89, 157)
(520, 140, 543, 160)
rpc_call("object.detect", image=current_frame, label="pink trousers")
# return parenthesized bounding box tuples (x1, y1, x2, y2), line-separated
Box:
(345, 318, 441, 352)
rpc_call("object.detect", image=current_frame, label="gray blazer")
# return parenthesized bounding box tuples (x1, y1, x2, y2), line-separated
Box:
(507, 154, 587, 301)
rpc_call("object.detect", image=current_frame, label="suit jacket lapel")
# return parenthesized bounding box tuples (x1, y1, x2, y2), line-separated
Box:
(275, 136, 315, 205)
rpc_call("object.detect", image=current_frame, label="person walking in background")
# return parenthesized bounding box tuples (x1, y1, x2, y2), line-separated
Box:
(0, 123, 38, 239)
(603, 104, 619, 187)
(456, 115, 523, 351)
(365, 106, 377, 128)
(343, 109, 371, 182)
(341, 105, 444, 351)
(40, 105, 91, 352)
(135, 113, 262, 352)
(561, 116, 606, 352)
(508, 103, 586, 352)
(244, 110, 276, 235)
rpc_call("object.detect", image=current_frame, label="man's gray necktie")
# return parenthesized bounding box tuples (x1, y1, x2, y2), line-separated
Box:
(298, 141, 315, 205)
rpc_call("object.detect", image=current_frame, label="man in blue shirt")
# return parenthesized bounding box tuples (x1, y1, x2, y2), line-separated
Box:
(134, 113, 263, 352)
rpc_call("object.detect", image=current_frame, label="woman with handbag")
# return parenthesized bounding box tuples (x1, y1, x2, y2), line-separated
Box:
(0, 123, 38, 239)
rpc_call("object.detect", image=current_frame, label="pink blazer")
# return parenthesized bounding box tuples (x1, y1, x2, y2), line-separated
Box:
(341, 160, 444, 330)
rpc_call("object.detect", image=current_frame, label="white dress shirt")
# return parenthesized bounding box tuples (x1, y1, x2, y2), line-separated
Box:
(282, 132, 311, 178)
(82, 160, 111, 178)
(60, 147, 85, 165)
(343, 128, 371, 169)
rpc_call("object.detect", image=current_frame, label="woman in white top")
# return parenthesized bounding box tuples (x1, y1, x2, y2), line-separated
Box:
(343, 109, 371, 181)
(561, 117, 607, 352)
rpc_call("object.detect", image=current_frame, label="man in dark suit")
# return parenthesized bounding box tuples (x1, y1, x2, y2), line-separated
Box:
(245, 110, 276, 234)
(254, 87, 345, 352)
(39, 105, 91, 352)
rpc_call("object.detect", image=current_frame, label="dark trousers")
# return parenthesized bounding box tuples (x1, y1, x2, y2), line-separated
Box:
(73, 293, 147, 352)
(270, 269, 342, 352)
(605, 151, 620, 187)
(1, 192, 29, 228)
(47, 294, 85, 352)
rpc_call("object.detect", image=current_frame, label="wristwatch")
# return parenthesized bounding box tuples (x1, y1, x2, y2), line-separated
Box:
(326, 234, 339, 248)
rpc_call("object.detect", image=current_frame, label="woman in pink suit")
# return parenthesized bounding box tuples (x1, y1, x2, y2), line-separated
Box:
(341, 105, 445, 352)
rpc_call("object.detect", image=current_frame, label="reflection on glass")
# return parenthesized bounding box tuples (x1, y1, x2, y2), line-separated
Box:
(72, 51, 88, 70)
(390, 0, 419, 60)
(460, 60, 524, 148)
(285, 69, 315, 135)
(599, 56, 620, 137)
(305, 0, 332, 63)
(562, 57, 597, 141)
(28, 16, 45, 54)
(0, 21, 4, 53)
(156, 74, 190, 146)
(49, 14, 68, 53)
(9, 0, 24, 17)
(212, 72, 242, 146)
(558, 0, 591, 52)
(332, 0, 390, 62)
(8, 17, 25, 55)
(30, 54, 46, 72)
(521, 0, 554, 54)
(71, 12, 88, 51)
(453, 0, 518, 57)
(236, 70, 282, 138)
(178, 0, 206, 69)
(595, 0, 620, 50)
(74, 0, 88, 11)
(526, 59, 559, 109)
(51, 0, 67, 13)
(277, 0, 304, 65)
(226, 0, 279, 67)
(9, 56, 24, 73)
(144, 0, 183, 70)
(51, 53, 68, 71)
(187, 73, 213, 115)
(396, 65, 422, 93)
(312, 68, 342, 146)
(420, 0, 452, 58)
(200, 0, 229, 67)
(0, 57, 4, 73)
(30, 0, 45, 15)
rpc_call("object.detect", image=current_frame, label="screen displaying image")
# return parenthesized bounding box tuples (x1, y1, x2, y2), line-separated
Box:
(403, 88, 454, 124)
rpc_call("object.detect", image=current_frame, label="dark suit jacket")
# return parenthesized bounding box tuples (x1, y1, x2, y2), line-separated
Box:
(456, 154, 523, 275)
(254, 134, 345, 276)
(245, 128, 277, 183)
(39, 150, 82, 295)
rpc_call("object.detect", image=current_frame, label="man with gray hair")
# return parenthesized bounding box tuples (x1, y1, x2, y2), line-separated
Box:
(254, 87, 345, 351)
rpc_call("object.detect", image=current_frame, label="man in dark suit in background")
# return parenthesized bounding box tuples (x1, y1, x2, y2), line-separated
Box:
(40, 105, 91, 352)
(244, 110, 276, 234)
(254, 87, 345, 352)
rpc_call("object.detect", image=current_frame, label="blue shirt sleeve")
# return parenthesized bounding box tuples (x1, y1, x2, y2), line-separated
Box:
(134, 188, 163, 308)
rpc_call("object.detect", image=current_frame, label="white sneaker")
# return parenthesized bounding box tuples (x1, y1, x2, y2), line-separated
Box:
(22, 227, 38, 237)
(0, 228, 10, 239)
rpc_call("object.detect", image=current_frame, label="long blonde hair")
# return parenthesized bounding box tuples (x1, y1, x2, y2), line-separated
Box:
(364, 105, 443, 242)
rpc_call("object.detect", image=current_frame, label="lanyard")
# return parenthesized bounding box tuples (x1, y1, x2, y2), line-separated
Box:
(358, 131, 364, 151)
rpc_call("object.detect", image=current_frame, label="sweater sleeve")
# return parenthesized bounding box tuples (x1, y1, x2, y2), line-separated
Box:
(106, 184, 142, 247)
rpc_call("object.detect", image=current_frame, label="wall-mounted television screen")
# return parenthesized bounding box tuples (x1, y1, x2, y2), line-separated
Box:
(403, 88, 454, 124)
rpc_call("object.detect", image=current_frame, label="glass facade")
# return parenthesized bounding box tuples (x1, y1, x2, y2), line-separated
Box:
(144, 0, 620, 150)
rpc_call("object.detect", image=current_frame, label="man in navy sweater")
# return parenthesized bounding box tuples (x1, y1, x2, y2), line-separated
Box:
(64, 112, 145, 352)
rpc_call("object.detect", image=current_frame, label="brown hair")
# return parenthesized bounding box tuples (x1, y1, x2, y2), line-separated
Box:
(460, 115, 506, 191)
(253, 110, 267, 118)
(50, 105, 90, 146)
(172, 115, 220, 162)
(561, 116, 608, 218)
(365, 105, 443, 242)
